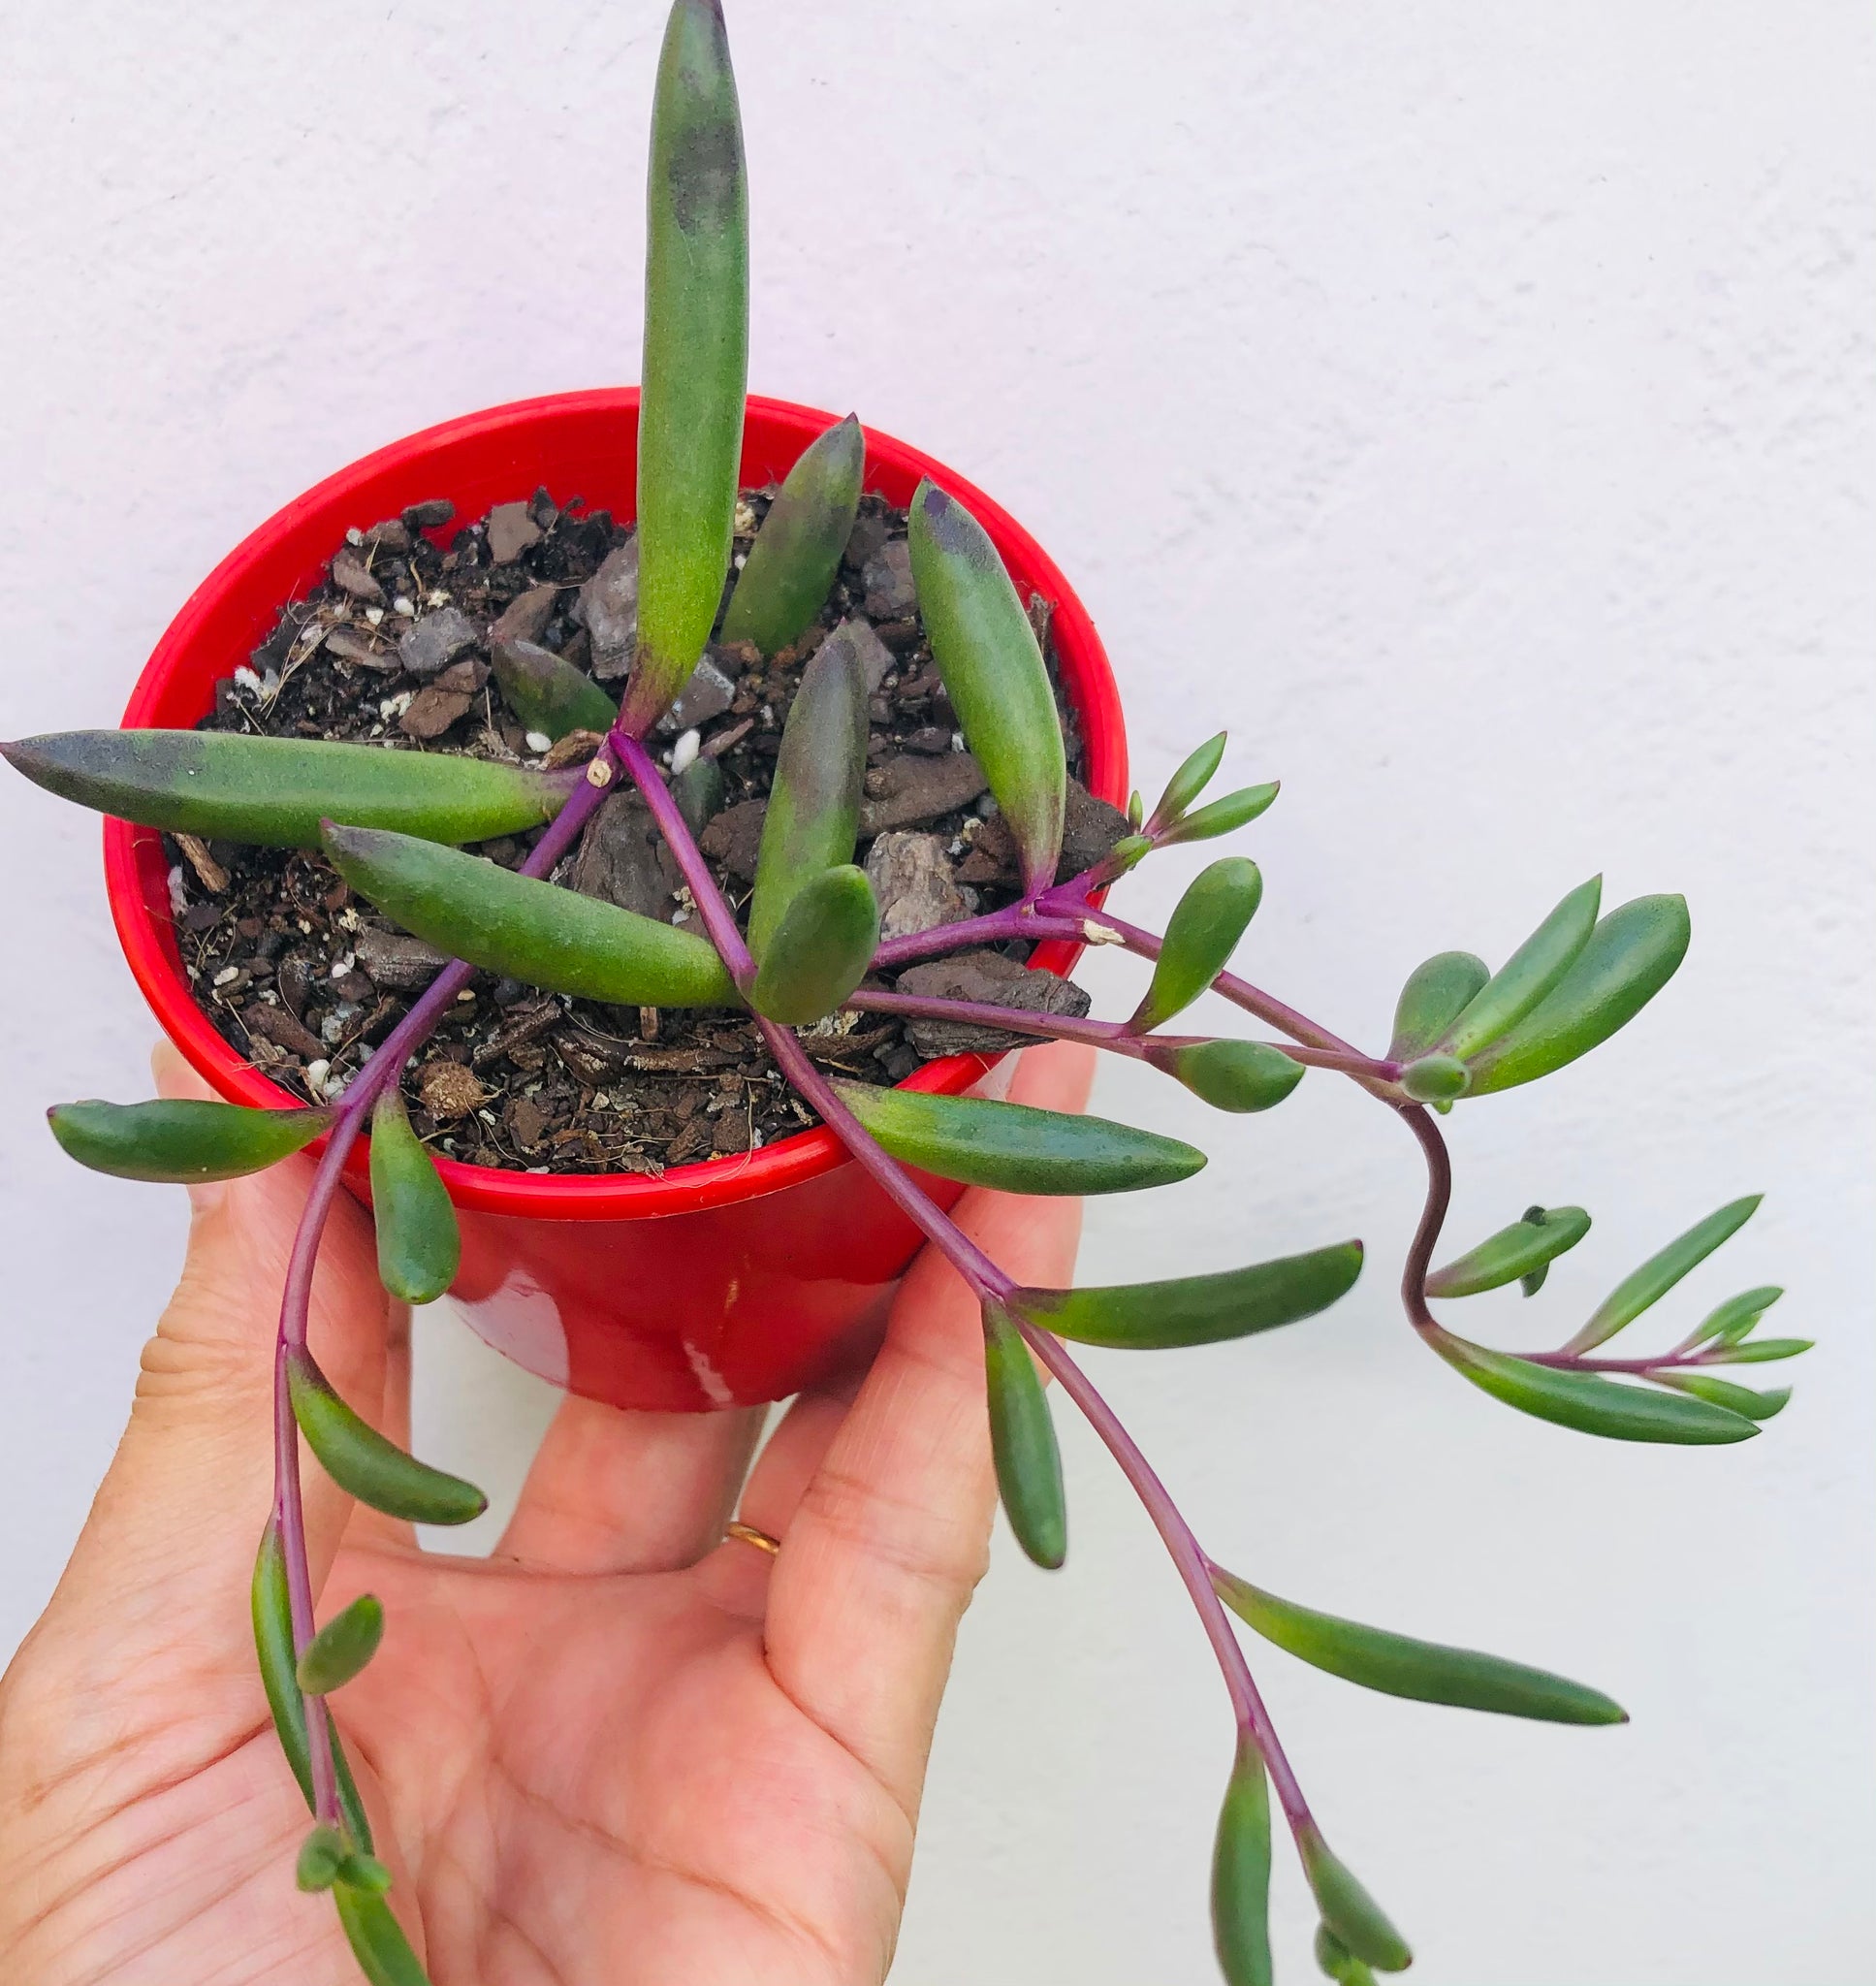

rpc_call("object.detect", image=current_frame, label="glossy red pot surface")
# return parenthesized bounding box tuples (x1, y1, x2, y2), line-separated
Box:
(107, 391, 1128, 1410)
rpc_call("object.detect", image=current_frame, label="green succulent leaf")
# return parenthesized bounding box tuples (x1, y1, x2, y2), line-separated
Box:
(490, 638, 618, 743)
(982, 1301, 1066, 1569)
(296, 1593, 387, 1696)
(288, 1349, 489, 1523)
(1151, 1039, 1306, 1114)
(720, 414, 866, 655)
(333, 1886, 433, 1986)
(1464, 894, 1692, 1094)
(747, 629, 868, 958)
(1151, 731, 1227, 832)
(368, 1089, 461, 1305)
(1656, 1372, 1791, 1420)
(1315, 1925, 1378, 1986)
(1212, 1567, 1626, 1724)
(1683, 1285, 1784, 1350)
(251, 1522, 374, 1850)
(1132, 857, 1263, 1031)
(1298, 1831, 1413, 1973)
(1387, 950, 1491, 1062)
(1710, 1336, 1813, 1364)
(1159, 782, 1281, 848)
(829, 1078, 1205, 1195)
(1562, 1195, 1760, 1353)
(906, 480, 1065, 892)
(1210, 1738, 1273, 1986)
(2, 729, 576, 848)
(1126, 788, 1144, 829)
(1430, 1330, 1758, 1443)
(1399, 1053, 1469, 1103)
(1011, 1242, 1363, 1351)
(1438, 879, 1602, 1061)
(1425, 1205, 1592, 1299)
(297, 1825, 351, 1894)
(747, 864, 879, 1025)
(48, 1098, 332, 1183)
(627, 0, 749, 733)
(322, 823, 736, 1009)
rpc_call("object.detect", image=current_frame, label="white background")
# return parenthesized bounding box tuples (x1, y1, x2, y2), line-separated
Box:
(1, 4, 1870, 1981)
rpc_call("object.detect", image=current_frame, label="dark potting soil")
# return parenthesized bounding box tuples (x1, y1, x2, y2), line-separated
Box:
(167, 486, 1128, 1173)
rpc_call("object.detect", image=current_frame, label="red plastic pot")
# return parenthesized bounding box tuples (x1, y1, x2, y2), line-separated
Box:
(108, 391, 1127, 1411)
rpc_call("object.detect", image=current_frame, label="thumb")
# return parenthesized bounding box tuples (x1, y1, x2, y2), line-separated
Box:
(42, 1044, 397, 1666)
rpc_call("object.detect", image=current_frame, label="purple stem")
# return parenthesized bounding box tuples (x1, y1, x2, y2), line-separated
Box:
(845, 988, 1397, 1080)
(270, 748, 620, 1827)
(1020, 1324, 1318, 1836)
(615, 739, 1320, 1819)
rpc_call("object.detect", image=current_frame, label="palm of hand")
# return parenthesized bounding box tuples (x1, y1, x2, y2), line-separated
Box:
(0, 1043, 1090, 1985)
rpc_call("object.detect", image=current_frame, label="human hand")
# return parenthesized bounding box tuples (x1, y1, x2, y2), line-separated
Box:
(0, 1040, 1094, 1985)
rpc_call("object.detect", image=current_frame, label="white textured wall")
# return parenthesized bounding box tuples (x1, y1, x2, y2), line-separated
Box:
(2, 5, 1870, 1981)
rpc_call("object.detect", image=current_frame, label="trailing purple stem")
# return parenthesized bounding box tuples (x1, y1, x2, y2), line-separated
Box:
(1020, 1322, 1320, 1835)
(270, 749, 620, 1827)
(616, 734, 1320, 1822)
(845, 987, 1398, 1080)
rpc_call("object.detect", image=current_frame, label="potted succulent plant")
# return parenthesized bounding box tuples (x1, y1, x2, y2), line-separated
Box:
(2, 4, 1809, 1983)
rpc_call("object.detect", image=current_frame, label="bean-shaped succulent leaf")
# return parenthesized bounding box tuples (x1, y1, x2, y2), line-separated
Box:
(334, 1886, 433, 1986)
(1159, 782, 1282, 848)
(747, 630, 868, 958)
(1464, 894, 1692, 1094)
(48, 1099, 333, 1182)
(288, 1349, 489, 1522)
(1387, 950, 1491, 1062)
(1683, 1285, 1784, 1350)
(490, 639, 618, 743)
(1316, 1925, 1379, 1986)
(982, 1301, 1066, 1569)
(1425, 1205, 1592, 1299)
(296, 1593, 386, 1696)
(747, 864, 879, 1025)
(674, 753, 725, 837)
(323, 823, 736, 1008)
(1212, 1567, 1626, 1724)
(1438, 879, 1602, 1061)
(1710, 1335, 1812, 1364)
(1131, 858, 1263, 1030)
(829, 1078, 1205, 1195)
(1399, 1053, 1469, 1103)
(626, 0, 748, 733)
(368, 1089, 460, 1305)
(720, 414, 866, 655)
(251, 1522, 374, 1850)
(1012, 1242, 1362, 1351)
(1151, 731, 1227, 832)
(1211, 1738, 1273, 1986)
(1430, 1329, 1757, 1443)
(1151, 1039, 1306, 1114)
(2, 730, 576, 848)
(1298, 1831, 1413, 1973)
(1127, 789, 1144, 828)
(1656, 1371, 1791, 1420)
(1560, 1194, 1760, 1353)
(907, 480, 1065, 892)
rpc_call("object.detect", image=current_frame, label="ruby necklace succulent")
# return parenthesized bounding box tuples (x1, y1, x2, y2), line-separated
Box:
(3, 5, 1808, 1983)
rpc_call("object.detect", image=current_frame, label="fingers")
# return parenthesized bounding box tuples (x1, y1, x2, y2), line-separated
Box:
(742, 1042, 1094, 1821)
(494, 1396, 766, 1575)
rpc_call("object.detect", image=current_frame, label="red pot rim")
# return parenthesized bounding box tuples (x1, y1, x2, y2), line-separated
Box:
(105, 389, 1129, 1219)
